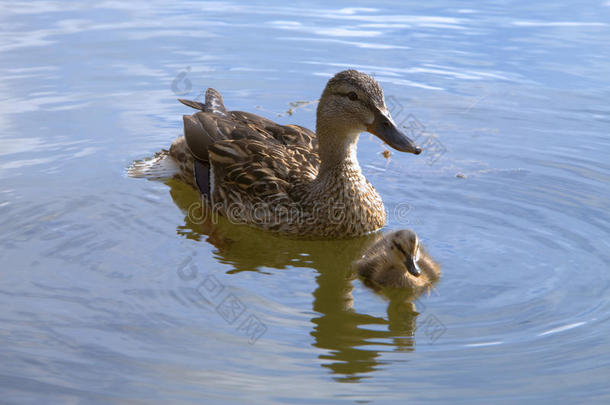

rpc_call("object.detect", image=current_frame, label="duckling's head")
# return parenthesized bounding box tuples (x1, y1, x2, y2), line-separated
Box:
(317, 70, 421, 156)
(388, 229, 423, 278)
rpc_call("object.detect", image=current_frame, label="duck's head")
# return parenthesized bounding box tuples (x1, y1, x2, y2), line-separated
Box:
(317, 69, 422, 155)
(388, 229, 423, 278)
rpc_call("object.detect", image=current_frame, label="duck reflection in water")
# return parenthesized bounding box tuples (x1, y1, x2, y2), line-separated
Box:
(167, 180, 441, 382)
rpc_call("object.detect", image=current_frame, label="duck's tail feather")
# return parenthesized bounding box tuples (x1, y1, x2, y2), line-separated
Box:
(177, 98, 206, 110)
(203, 88, 228, 116)
(178, 88, 228, 117)
(127, 150, 180, 180)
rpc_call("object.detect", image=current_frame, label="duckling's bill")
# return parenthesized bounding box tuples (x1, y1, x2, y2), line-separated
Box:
(406, 256, 422, 277)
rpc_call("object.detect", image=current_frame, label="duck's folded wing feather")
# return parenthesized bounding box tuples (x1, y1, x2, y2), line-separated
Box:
(183, 112, 238, 161)
(209, 138, 318, 201)
(229, 111, 317, 150)
(182, 106, 319, 199)
(184, 108, 317, 158)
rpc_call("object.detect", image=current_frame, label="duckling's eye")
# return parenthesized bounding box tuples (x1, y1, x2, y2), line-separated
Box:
(347, 92, 358, 101)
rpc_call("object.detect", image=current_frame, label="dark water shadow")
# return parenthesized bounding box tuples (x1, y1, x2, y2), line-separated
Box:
(167, 179, 423, 382)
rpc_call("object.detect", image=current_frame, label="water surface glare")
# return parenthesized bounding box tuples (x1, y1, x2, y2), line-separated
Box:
(1, 0, 609, 403)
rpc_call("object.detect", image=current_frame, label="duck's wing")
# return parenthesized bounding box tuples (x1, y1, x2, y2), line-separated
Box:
(183, 112, 317, 162)
(181, 89, 317, 161)
(209, 138, 318, 203)
(229, 111, 317, 151)
(179, 89, 319, 198)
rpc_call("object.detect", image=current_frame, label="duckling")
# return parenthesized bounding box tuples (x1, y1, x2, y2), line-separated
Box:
(356, 230, 440, 295)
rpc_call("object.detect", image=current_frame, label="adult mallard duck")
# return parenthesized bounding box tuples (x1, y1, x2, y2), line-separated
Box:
(356, 230, 440, 293)
(129, 70, 421, 238)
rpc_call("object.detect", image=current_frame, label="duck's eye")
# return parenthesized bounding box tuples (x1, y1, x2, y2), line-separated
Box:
(347, 92, 358, 101)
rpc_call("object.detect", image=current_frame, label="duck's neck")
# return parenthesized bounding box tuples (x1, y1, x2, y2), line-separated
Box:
(308, 120, 386, 234)
(316, 122, 362, 177)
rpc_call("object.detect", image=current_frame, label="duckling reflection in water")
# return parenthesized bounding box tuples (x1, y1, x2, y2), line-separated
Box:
(356, 230, 440, 298)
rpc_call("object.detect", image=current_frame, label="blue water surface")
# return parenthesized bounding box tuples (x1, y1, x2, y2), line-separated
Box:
(1, 1, 609, 403)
